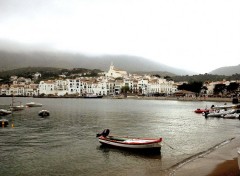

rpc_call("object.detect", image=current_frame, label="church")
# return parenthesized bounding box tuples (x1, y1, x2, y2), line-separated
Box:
(105, 63, 128, 78)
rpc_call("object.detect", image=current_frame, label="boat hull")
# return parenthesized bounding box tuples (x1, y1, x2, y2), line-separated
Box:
(98, 137, 162, 151)
(38, 110, 50, 117)
(10, 106, 25, 111)
(26, 102, 43, 107)
(0, 109, 12, 116)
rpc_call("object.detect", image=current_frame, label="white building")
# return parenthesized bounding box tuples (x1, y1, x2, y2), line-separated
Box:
(106, 63, 127, 78)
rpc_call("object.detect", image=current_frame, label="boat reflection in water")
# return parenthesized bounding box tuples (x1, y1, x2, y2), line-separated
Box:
(96, 129, 162, 155)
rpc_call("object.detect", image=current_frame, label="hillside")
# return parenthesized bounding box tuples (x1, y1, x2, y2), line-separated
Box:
(0, 50, 194, 75)
(209, 64, 240, 76)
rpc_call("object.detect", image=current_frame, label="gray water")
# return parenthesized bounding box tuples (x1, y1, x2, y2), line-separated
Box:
(0, 97, 240, 176)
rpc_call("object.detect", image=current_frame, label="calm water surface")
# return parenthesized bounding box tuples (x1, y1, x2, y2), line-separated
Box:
(0, 97, 240, 176)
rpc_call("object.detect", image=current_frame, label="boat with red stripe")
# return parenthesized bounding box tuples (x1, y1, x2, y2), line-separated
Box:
(96, 129, 162, 151)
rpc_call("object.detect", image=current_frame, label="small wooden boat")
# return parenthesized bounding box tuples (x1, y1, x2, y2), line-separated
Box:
(0, 109, 12, 116)
(0, 119, 9, 127)
(26, 102, 43, 107)
(38, 110, 50, 117)
(96, 129, 162, 151)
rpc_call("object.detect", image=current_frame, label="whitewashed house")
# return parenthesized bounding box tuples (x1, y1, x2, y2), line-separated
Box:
(39, 80, 56, 95)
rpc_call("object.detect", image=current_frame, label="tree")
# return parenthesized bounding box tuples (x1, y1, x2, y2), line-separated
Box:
(178, 81, 203, 94)
(227, 82, 239, 93)
(213, 84, 226, 96)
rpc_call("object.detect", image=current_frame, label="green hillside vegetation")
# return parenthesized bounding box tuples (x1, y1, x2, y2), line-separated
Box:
(0, 67, 103, 83)
(0, 67, 240, 84)
(172, 73, 240, 83)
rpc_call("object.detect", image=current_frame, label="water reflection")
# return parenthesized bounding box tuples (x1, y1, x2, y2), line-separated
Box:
(97, 145, 162, 158)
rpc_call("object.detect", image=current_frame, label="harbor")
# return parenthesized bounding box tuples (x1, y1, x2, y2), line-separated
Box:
(1, 97, 240, 175)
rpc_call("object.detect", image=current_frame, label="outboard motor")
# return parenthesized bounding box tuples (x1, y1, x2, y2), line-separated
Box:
(96, 129, 110, 137)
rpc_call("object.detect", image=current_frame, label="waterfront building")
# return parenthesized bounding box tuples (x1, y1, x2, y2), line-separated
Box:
(38, 80, 57, 96)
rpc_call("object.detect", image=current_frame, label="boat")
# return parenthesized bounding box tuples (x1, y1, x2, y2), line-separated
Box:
(222, 110, 240, 119)
(26, 102, 43, 107)
(0, 109, 12, 116)
(0, 119, 9, 127)
(83, 93, 103, 98)
(38, 110, 50, 117)
(96, 129, 162, 152)
(203, 109, 237, 118)
(9, 105, 25, 111)
(194, 108, 211, 113)
(9, 97, 25, 111)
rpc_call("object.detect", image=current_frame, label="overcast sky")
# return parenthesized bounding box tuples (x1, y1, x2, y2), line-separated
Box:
(0, 0, 239, 73)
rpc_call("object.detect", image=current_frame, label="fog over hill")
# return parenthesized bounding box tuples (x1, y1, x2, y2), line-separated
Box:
(0, 50, 195, 76)
(209, 64, 240, 76)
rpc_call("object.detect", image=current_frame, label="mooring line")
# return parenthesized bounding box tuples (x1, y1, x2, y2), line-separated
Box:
(163, 141, 192, 155)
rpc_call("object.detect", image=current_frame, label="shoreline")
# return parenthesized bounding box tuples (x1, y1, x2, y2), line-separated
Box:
(2, 95, 236, 103)
(171, 137, 240, 176)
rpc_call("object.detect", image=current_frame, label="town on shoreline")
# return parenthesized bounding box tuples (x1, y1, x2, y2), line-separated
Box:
(0, 64, 239, 101)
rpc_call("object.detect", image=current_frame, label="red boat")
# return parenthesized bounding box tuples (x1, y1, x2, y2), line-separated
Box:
(194, 108, 210, 113)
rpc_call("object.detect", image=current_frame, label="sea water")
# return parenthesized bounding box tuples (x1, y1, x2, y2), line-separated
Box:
(0, 97, 239, 176)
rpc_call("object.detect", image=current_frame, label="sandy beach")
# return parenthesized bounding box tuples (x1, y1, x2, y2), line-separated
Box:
(171, 137, 240, 176)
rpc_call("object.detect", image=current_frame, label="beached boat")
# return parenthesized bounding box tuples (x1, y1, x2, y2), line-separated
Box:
(0, 119, 9, 127)
(38, 110, 50, 117)
(0, 109, 12, 116)
(26, 102, 43, 107)
(96, 129, 162, 151)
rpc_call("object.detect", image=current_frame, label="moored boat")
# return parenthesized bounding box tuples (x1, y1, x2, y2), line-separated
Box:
(83, 94, 103, 98)
(203, 109, 237, 118)
(9, 105, 25, 111)
(26, 102, 43, 107)
(38, 110, 50, 117)
(194, 108, 211, 113)
(0, 109, 12, 116)
(96, 129, 162, 152)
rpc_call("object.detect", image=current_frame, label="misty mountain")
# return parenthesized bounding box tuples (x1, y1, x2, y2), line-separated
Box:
(0, 50, 195, 75)
(209, 64, 240, 76)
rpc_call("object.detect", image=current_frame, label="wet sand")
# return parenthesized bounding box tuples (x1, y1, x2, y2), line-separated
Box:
(172, 137, 240, 176)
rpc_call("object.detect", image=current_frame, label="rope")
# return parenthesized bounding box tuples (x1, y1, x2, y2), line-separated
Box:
(163, 141, 192, 155)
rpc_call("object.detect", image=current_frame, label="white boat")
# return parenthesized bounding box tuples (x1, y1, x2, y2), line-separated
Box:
(9, 97, 24, 111)
(96, 129, 162, 151)
(26, 102, 43, 107)
(203, 109, 237, 118)
(222, 112, 240, 119)
(0, 109, 12, 116)
(9, 105, 25, 111)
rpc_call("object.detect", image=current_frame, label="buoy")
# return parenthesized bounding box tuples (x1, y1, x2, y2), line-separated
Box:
(2, 121, 4, 128)
(12, 123, 14, 128)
